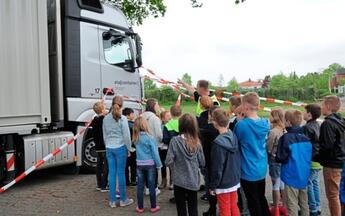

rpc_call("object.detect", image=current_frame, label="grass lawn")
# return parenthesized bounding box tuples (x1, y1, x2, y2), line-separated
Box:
(160, 99, 345, 120)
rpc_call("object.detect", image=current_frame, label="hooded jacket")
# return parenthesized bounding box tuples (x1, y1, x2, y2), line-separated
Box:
(234, 117, 270, 181)
(209, 130, 241, 191)
(165, 135, 205, 191)
(276, 126, 312, 189)
(142, 111, 163, 145)
(317, 113, 345, 168)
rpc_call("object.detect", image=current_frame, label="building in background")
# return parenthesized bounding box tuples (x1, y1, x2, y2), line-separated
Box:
(239, 78, 263, 90)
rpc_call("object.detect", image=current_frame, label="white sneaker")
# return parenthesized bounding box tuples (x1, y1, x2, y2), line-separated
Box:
(145, 188, 150, 196)
(155, 188, 161, 196)
(145, 188, 161, 196)
(120, 198, 134, 207)
(96, 187, 101, 191)
(109, 201, 116, 208)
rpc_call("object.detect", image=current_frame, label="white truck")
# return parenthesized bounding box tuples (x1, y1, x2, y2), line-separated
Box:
(0, 0, 144, 184)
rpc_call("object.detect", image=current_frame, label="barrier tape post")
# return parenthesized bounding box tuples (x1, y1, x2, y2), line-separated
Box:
(0, 88, 114, 194)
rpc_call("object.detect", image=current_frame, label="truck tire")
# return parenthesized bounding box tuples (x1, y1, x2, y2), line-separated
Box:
(82, 138, 97, 172)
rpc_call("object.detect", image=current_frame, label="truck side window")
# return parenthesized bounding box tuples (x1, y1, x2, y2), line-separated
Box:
(103, 37, 133, 68)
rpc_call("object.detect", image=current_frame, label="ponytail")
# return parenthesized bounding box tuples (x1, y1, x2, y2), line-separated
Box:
(111, 96, 123, 122)
(112, 104, 122, 121)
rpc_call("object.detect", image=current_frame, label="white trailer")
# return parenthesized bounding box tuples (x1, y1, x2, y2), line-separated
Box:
(0, 0, 144, 184)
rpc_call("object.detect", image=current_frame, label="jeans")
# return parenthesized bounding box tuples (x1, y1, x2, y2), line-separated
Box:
(137, 165, 157, 209)
(174, 185, 198, 216)
(125, 151, 136, 184)
(308, 169, 321, 213)
(106, 146, 127, 202)
(241, 178, 270, 216)
(283, 185, 309, 216)
(217, 191, 240, 216)
(159, 149, 168, 179)
(96, 151, 108, 189)
(323, 167, 342, 216)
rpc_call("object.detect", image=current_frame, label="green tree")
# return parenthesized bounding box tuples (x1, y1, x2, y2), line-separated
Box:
(144, 79, 157, 92)
(227, 77, 239, 92)
(181, 73, 192, 85)
(104, 0, 241, 25)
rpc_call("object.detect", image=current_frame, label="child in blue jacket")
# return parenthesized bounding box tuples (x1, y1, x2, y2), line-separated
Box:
(132, 117, 162, 214)
(276, 109, 312, 216)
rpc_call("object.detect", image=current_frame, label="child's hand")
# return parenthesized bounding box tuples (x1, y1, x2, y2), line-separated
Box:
(128, 152, 131, 158)
(209, 190, 216, 196)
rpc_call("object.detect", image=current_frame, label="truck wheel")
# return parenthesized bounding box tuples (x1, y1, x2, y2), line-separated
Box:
(82, 138, 97, 172)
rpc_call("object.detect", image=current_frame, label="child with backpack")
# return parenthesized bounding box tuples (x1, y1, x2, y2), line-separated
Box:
(303, 104, 322, 216)
(165, 113, 205, 216)
(276, 109, 312, 216)
(209, 108, 241, 216)
(133, 117, 162, 213)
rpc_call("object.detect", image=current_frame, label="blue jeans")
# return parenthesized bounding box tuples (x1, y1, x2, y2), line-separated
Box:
(307, 169, 321, 213)
(106, 146, 127, 202)
(137, 165, 157, 209)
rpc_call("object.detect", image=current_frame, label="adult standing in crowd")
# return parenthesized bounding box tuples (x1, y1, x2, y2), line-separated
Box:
(103, 96, 134, 208)
(178, 79, 220, 116)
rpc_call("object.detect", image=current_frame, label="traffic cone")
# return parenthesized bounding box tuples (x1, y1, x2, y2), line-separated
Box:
(175, 94, 182, 106)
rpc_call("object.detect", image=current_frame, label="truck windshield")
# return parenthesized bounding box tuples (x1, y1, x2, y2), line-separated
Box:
(103, 37, 133, 68)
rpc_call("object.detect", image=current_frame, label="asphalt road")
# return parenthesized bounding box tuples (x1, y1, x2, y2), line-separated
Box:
(0, 167, 331, 216)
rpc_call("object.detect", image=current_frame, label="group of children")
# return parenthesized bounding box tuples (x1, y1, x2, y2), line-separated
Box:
(91, 78, 345, 216)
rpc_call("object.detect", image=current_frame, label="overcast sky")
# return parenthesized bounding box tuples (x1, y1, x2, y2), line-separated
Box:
(136, 0, 345, 85)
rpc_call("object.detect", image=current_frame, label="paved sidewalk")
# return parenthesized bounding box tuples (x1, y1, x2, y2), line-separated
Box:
(0, 168, 331, 216)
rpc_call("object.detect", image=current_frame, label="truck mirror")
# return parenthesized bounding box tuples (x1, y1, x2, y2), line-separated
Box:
(134, 34, 143, 67)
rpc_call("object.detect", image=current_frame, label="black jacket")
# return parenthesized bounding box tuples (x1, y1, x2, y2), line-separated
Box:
(316, 113, 345, 168)
(304, 120, 320, 160)
(200, 124, 219, 169)
(91, 115, 105, 151)
(209, 130, 241, 191)
(197, 110, 209, 129)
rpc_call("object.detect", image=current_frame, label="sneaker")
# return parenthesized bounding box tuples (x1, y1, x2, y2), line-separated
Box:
(120, 198, 134, 207)
(151, 206, 161, 213)
(109, 201, 116, 208)
(169, 197, 175, 203)
(101, 188, 109, 192)
(96, 187, 101, 191)
(116, 191, 120, 199)
(136, 207, 145, 213)
(145, 188, 161, 196)
(155, 188, 161, 196)
(169, 185, 173, 190)
(200, 193, 208, 202)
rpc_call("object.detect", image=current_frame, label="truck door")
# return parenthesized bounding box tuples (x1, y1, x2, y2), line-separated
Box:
(98, 26, 141, 101)
(80, 22, 101, 99)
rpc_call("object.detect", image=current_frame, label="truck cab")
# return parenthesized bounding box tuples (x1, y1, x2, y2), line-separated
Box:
(0, 0, 144, 184)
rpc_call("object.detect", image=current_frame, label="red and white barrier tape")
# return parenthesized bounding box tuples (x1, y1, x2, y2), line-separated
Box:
(0, 88, 114, 193)
(141, 67, 307, 108)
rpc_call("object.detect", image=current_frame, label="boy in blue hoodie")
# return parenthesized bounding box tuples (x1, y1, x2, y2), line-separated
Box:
(276, 109, 312, 216)
(210, 108, 241, 216)
(234, 92, 270, 216)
